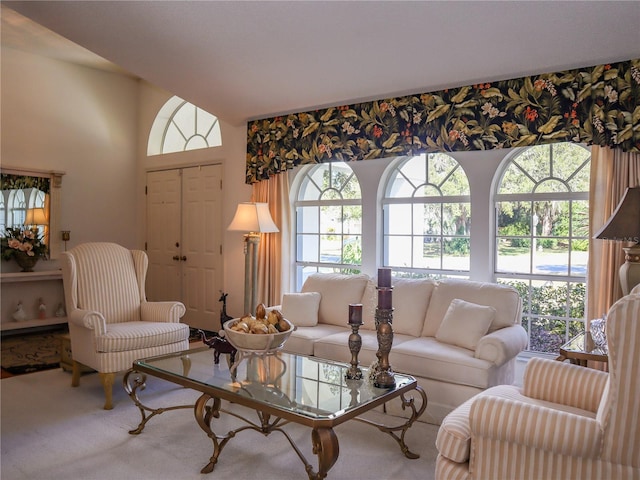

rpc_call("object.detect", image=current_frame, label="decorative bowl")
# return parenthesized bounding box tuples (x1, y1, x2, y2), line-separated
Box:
(223, 317, 294, 353)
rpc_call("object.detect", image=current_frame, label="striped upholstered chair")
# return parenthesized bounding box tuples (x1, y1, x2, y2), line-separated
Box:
(435, 292, 640, 480)
(61, 242, 190, 409)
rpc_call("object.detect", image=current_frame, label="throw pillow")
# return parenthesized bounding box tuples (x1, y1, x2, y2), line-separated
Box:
(281, 292, 322, 327)
(435, 298, 495, 351)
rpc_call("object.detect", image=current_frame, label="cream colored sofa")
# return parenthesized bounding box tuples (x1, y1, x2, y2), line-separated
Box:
(276, 273, 528, 424)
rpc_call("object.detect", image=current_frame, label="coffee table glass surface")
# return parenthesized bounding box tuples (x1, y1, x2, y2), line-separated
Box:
(133, 346, 416, 423)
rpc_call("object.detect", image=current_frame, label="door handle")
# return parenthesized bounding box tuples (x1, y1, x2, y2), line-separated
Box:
(172, 255, 180, 261)
(181, 256, 187, 261)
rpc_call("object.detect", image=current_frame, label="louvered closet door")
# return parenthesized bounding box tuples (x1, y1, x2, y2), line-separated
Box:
(146, 165, 223, 331)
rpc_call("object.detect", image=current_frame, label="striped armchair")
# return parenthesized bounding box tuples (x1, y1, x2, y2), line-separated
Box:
(61, 242, 189, 409)
(435, 292, 640, 480)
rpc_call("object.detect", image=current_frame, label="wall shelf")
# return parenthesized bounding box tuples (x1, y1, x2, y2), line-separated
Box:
(1, 269, 66, 332)
(1, 270, 63, 283)
(2, 316, 67, 332)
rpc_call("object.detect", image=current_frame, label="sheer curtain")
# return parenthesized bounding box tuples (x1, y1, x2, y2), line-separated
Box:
(252, 172, 291, 307)
(588, 146, 640, 322)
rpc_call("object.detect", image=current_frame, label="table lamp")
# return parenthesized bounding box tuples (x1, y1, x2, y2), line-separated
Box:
(24, 207, 49, 244)
(228, 202, 279, 315)
(594, 187, 640, 295)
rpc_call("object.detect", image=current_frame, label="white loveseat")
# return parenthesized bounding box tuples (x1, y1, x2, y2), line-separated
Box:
(276, 273, 528, 424)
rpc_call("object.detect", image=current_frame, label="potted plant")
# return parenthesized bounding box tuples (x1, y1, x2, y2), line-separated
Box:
(1, 227, 48, 272)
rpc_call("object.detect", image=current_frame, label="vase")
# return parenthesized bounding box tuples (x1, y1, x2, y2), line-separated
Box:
(14, 252, 39, 272)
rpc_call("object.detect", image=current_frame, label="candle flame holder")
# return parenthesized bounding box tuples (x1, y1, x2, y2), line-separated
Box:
(345, 322, 363, 380)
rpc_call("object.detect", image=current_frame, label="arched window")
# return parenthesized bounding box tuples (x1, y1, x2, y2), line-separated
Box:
(147, 96, 221, 155)
(294, 162, 362, 289)
(383, 153, 470, 278)
(493, 142, 591, 354)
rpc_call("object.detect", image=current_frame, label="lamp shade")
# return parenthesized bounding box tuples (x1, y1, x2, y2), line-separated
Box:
(227, 202, 279, 233)
(24, 208, 48, 226)
(594, 187, 640, 244)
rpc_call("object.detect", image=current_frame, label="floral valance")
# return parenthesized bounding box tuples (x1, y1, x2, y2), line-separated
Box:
(246, 58, 640, 184)
(1, 174, 51, 194)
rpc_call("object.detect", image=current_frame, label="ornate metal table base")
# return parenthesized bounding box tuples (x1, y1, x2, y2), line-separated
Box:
(124, 369, 427, 479)
(123, 369, 193, 435)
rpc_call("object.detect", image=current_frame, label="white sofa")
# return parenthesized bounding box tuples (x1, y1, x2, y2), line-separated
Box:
(276, 273, 528, 424)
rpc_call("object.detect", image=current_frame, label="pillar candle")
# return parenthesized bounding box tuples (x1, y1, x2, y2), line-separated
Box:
(349, 304, 363, 324)
(378, 268, 392, 288)
(378, 288, 392, 309)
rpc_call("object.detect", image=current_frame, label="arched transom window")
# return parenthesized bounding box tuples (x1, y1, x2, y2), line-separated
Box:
(147, 96, 222, 155)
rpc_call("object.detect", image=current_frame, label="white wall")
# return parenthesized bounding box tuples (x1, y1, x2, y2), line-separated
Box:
(1, 45, 139, 264)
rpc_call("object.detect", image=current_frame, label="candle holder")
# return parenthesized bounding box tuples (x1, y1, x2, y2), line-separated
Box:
(345, 322, 363, 380)
(374, 288, 395, 389)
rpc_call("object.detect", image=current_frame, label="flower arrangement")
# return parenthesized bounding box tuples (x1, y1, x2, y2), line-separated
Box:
(1, 227, 48, 260)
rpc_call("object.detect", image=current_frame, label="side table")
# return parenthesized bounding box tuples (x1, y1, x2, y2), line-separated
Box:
(556, 331, 608, 366)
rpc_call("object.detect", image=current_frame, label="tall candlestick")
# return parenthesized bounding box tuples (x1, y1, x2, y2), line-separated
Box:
(348, 304, 363, 324)
(378, 288, 392, 309)
(378, 268, 392, 288)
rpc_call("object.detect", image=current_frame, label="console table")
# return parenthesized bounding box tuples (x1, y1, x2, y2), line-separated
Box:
(1, 270, 67, 332)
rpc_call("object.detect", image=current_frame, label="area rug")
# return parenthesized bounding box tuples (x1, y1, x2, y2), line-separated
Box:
(1, 367, 438, 480)
(1, 329, 66, 375)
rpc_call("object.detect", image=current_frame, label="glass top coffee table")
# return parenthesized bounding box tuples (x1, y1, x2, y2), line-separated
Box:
(123, 347, 427, 479)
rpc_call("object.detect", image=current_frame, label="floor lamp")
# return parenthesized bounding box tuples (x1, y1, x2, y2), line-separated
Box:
(594, 187, 640, 295)
(228, 202, 279, 315)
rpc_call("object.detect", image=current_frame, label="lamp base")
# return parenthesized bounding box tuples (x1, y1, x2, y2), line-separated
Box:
(620, 245, 640, 295)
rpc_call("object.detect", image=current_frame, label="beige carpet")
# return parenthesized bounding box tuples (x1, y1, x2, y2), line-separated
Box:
(1, 367, 439, 480)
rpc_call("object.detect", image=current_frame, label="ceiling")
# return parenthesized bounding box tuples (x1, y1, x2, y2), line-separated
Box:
(3, 1, 640, 127)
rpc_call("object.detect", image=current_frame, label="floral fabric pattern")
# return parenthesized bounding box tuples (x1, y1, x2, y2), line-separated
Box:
(246, 58, 639, 184)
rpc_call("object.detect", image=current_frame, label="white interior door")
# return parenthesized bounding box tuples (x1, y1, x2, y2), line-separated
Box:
(181, 165, 223, 329)
(146, 165, 223, 331)
(146, 170, 182, 303)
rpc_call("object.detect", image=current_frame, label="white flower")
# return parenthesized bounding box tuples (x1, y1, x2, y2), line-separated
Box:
(604, 85, 618, 103)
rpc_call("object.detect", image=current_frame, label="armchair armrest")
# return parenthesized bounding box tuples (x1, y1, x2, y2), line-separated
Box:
(470, 395, 603, 458)
(67, 309, 107, 336)
(523, 357, 608, 412)
(475, 324, 528, 365)
(140, 301, 186, 323)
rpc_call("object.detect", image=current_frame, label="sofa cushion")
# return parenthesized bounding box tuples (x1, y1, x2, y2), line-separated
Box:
(301, 273, 370, 326)
(360, 279, 378, 331)
(283, 324, 348, 356)
(392, 278, 437, 337)
(422, 279, 521, 337)
(282, 292, 321, 327)
(96, 321, 189, 353)
(392, 337, 495, 389)
(435, 299, 495, 351)
(313, 330, 416, 366)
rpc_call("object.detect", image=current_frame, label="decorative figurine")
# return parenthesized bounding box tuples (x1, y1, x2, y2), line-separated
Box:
(38, 298, 47, 320)
(13, 301, 26, 322)
(199, 330, 237, 365)
(55, 303, 66, 317)
(219, 291, 233, 330)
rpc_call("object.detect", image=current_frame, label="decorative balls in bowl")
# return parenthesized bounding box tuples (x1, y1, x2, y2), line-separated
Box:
(223, 307, 294, 353)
